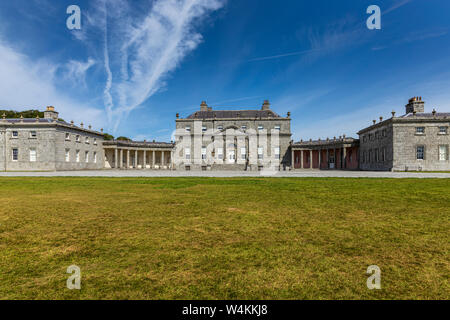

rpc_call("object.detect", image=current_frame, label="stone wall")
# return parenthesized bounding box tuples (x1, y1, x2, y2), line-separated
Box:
(358, 122, 394, 171)
(393, 122, 450, 171)
(174, 118, 291, 171)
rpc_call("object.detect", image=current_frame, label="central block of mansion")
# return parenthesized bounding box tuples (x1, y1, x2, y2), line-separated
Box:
(1, 97, 449, 171)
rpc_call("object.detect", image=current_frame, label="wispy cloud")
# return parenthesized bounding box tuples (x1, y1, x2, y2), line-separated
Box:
(247, 49, 319, 62)
(61, 58, 96, 87)
(372, 29, 448, 51)
(80, 0, 226, 132)
(385, 0, 413, 15)
(0, 39, 104, 128)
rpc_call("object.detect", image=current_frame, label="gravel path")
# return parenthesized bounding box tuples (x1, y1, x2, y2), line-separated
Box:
(0, 170, 449, 178)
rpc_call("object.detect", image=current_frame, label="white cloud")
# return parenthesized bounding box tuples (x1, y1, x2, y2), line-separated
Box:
(0, 39, 104, 129)
(62, 58, 96, 87)
(83, 0, 226, 132)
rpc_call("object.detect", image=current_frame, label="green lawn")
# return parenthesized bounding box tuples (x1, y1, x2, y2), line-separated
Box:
(0, 177, 448, 300)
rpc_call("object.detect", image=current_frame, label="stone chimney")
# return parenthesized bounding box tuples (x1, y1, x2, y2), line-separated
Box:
(44, 106, 59, 120)
(261, 100, 271, 111)
(405, 97, 425, 114)
(200, 101, 208, 112)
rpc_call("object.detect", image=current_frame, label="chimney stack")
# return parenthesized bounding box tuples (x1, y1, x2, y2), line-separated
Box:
(200, 101, 208, 112)
(44, 106, 59, 120)
(261, 100, 271, 111)
(406, 96, 425, 114)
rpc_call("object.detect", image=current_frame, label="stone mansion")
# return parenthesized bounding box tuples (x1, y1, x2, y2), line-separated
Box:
(1, 97, 449, 172)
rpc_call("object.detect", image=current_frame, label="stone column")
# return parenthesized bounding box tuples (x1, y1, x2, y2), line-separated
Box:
(318, 149, 322, 170)
(134, 150, 137, 168)
(291, 147, 294, 170)
(127, 150, 130, 169)
(309, 150, 313, 169)
(152, 150, 156, 168)
(343, 147, 347, 169)
(334, 148, 337, 170)
(114, 148, 118, 169)
(326, 149, 329, 169)
(143, 150, 147, 169)
(300, 150, 304, 169)
(161, 151, 165, 169)
(119, 149, 123, 169)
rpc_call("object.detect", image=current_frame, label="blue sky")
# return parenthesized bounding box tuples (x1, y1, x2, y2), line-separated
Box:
(0, 0, 449, 141)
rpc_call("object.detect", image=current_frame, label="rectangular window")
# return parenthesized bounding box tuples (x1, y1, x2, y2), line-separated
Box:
(85, 137, 90, 144)
(12, 148, 18, 161)
(217, 125, 223, 131)
(76, 150, 80, 162)
(274, 125, 281, 131)
(369, 150, 373, 163)
(416, 127, 425, 134)
(258, 147, 263, 160)
(258, 125, 264, 131)
(439, 127, 448, 134)
(382, 148, 386, 162)
(185, 126, 191, 132)
(439, 145, 448, 161)
(217, 148, 223, 160)
(12, 131, 18, 138)
(201, 147, 207, 160)
(229, 150, 235, 161)
(185, 148, 191, 160)
(94, 138, 97, 145)
(76, 135, 81, 142)
(241, 125, 247, 131)
(29, 148, 37, 162)
(202, 126, 207, 132)
(375, 148, 379, 162)
(274, 147, 280, 159)
(240, 147, 246, 160)
(382, 129, 387, 137)
(30, 131, 37, 138)
(65, 133, 70, 141)
(93, 152, 97, 163)
(65, 149, 70, 162)
(85, 151, 89, 163)
(416, 146, 425, 160)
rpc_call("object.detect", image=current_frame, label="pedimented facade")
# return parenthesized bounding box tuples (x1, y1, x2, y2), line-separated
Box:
(173, 101, 292, 171)
(1, 97, 449, 172)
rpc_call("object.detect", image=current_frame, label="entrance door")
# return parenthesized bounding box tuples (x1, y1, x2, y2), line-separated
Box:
(329, 151, 335, 169)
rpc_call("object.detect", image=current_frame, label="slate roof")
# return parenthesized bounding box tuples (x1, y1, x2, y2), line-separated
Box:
(400, 112, 450, 118)
(103, 140, 174, 148)
(185, 109, 282, 119)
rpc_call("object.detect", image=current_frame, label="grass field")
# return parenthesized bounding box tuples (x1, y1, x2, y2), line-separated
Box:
(0, 177, 448, 300)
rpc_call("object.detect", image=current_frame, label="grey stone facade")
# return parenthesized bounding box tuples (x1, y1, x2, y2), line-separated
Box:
(358, 97, 450, 171)
(173, 100, 292, 171)
(0, 107, 105, 171)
